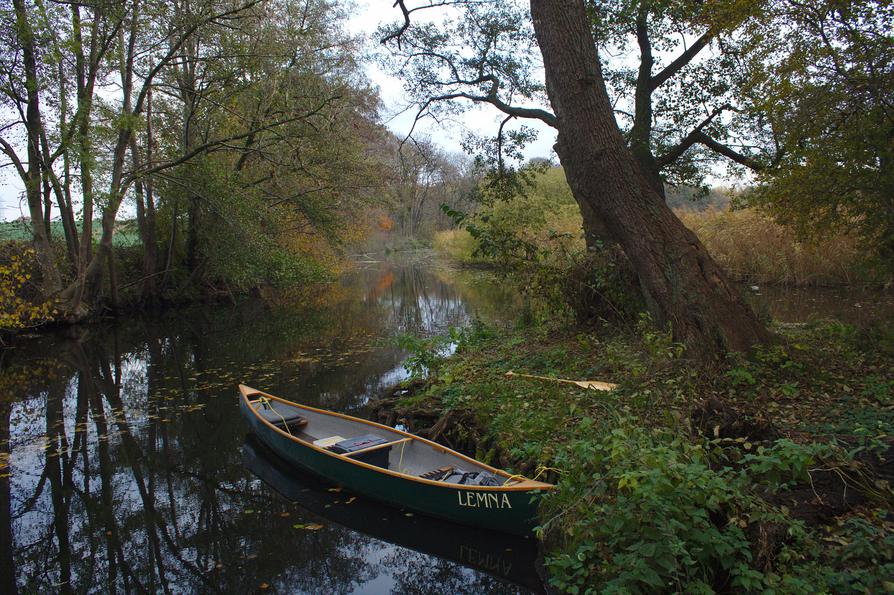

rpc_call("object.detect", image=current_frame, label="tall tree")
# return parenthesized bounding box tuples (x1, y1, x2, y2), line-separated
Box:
(378, 1, 778, 246)
(1, 0, 62, 294)
(384, 0, 769, 360)
(531, 0, 768, 359)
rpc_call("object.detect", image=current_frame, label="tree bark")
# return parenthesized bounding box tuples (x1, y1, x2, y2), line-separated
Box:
(529, 0, 768, 360)
(72, 4, 96, 268)
(630, 3, 666, 199)
(132, 89, 159, 301)
(13, 0, 61, 296)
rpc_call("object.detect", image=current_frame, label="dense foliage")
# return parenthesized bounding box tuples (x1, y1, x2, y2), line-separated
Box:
(0, 243, 55, 331)
(741, 1, 894, 262)
(390, 313, 894, 593)
(0, 0, 392, 320)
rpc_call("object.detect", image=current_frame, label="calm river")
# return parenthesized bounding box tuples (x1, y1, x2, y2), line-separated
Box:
(1, 257, 890, 593)
(0, 259, 537, 594)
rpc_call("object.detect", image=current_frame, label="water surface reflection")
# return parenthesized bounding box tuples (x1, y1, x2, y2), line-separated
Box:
(0, 261, 532, 593)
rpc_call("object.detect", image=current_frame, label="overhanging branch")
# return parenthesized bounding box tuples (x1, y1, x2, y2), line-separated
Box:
(656, 103, 760, 169)
(691, 132, 765, 170)
(124, 96, 341, 184)
(649, 31, 712, 92)
(658, 129, 764, 171)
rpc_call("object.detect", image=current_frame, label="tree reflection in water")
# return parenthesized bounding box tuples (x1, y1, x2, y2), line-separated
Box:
(1, 261, 533, 593)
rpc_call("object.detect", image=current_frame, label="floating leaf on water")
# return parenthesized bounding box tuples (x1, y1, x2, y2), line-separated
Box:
(279, 512, 290, 517)
(345, 497, 356, 504)
(305, 523, 323, 530)
(259, 582, 269, 590)
(327, 487, 341, 493)
(404, 512, 413, 517)
(244, 508, 254, 514)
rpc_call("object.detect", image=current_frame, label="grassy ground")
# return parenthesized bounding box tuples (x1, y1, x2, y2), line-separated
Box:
(0, 219, 143, 247)
(378, 314, 894, 593)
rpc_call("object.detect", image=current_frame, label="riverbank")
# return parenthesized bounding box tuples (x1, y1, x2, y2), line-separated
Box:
(0, 237, 342, 339)
(371, 315, 894, 592)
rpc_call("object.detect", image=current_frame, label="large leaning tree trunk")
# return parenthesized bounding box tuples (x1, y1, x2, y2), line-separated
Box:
(530, 0, 768, 361)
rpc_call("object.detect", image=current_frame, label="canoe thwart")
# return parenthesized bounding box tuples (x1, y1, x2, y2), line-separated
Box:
(341, 436, 413, 458)
(313, 435, 346, 448)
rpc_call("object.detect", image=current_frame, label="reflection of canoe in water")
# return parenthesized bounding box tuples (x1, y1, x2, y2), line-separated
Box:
(239, 385, 553, 536)
(242, 435, 545, 593)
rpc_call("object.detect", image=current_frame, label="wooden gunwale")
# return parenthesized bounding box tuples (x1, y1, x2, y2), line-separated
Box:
(239, 385, 553, 492)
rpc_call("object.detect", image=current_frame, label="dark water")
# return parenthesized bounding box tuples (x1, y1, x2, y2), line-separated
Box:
(743, 284, 894, 325)
(0, 261, 538, 594)
(2, 258, 889, 594)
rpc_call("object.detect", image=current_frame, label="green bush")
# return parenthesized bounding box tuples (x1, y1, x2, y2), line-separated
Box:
(543, 418, 769, 594)
(541, 414, 894, 594)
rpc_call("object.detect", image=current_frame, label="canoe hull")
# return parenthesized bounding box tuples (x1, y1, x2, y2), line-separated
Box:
(240, 397, 545, 536)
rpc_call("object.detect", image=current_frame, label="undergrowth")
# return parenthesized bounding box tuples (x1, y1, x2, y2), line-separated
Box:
(390, 315, 894, 593)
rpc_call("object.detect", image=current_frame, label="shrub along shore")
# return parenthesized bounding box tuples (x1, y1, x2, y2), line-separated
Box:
(372, 310, 894, 592)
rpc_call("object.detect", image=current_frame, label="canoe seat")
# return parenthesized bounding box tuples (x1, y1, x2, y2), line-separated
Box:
(254, 400, 308, 434)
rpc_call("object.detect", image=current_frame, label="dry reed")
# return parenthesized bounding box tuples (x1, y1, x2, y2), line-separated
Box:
(677, 207, 871, 286)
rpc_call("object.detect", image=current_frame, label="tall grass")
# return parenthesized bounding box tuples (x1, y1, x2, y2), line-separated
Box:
(678, 207, 882, 286)
(435, 203, 884, 286)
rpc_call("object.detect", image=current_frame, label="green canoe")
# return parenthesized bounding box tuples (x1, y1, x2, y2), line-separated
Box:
(239, 384, 553, 536)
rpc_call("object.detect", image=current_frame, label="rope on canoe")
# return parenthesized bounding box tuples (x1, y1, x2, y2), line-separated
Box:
(398, 439, 407, 473)
(257, 396, 294, 436)
(502, 465, 561, 486)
